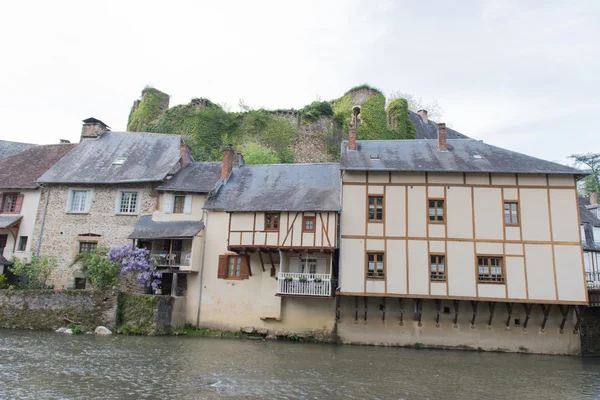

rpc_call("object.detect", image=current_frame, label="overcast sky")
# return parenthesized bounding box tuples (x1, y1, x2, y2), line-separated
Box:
(1, 0, 598, 165)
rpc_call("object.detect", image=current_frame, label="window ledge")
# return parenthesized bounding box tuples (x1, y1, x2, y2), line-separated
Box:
(115, 212, 139, 216)
(428, 221, 445, 225)
(368, 220, 383, 224)
(66, 211, 90, 215)
(366, 277, 385, 280)
(477, 281, 506, 285)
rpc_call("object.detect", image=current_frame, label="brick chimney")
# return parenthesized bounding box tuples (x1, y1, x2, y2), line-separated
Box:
(81, 117, 110, 142)
(179, 143, 192, 169)
(348, 106, 360, 150)
(222, 145, 234, 181)
(418, 109, 428, 124)
(438, 123, 447, 151)
(591, 192, 598, 206)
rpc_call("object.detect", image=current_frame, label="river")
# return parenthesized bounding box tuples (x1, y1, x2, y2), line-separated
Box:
(1, 330, 599, 399)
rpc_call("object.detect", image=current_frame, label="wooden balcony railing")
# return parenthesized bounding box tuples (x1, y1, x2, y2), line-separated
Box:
(152, 251, 191, 267)
(277, 272, 332, 297)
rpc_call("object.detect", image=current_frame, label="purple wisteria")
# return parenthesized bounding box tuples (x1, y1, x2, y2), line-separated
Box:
(108, 245, 162, 290)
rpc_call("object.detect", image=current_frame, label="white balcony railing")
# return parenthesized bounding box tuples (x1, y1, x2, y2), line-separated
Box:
(587, 271, 600, 290)
(277, 272, 332, 297)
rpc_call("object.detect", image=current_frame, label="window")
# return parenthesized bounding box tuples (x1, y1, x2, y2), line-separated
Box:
(265, 213, 280, 231)
(430, 254, 446, 281)
(478, 256, 504, 283)
(17, 236, 27, 252)
(74, 278, 86, 289)
(118, 191, 138, 214)
(173, 195, 186, 214)
(1, 193, 22, 214)
(228, 256, 242, 277)
(303, 216, 315, 232)
(301, 258, 317, 274)
(68, 190, 90, 212)
(428, 200, 444, 222)
(79, 242, 97, 254)
(368, 196, 383, 222)
(594, 227, 600, 245)
(504, 202, 519, 225)
(367, 252, 384, 278)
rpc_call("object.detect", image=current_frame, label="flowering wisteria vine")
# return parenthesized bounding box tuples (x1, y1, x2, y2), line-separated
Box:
(107, 245, 162, 290)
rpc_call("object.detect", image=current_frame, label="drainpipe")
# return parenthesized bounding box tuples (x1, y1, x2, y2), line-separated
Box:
(35, 184, 51, 258)
(195, 209, 209, 329)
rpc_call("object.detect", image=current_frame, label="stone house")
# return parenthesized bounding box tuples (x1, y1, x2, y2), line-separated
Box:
(0, 142, 76, 274)
(580, 193, 600, 288)
(33, 118, 191, 289)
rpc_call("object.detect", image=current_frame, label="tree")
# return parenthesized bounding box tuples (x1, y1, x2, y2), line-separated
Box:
(569, 153, 600, 196)
(387, 90, 444, 121)
(108, 245, 162, 290)
(80, 248, 120, 290)
(241, 141, 281, 164)
(9, 255, 56, 289)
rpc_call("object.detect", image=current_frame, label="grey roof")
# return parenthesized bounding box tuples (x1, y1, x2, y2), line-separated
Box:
(0, 140, 36, 160)
(157, 162, 222, 193)
(408, 111, 469, 140)
(204, 164, 341, 212)
(129, 215, 204, 239)
(0, 254, 11, 266)
(0, 215, 22, 229)
(580, 197, 600, 227)
(38, 131, 182, 184)
(341, 139, 585, 175)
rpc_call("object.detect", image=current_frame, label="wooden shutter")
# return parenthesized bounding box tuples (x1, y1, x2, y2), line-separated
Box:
(183, 194, 192, 214)
(240, 255, 251, 279)
(14, 194, 24, 214)
(164, 193, 173, 214)
(217, 255, 228, 279)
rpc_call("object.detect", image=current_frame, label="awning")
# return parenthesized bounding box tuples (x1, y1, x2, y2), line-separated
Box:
(129, 215, 204, 240)
(0, 215, 22, 229)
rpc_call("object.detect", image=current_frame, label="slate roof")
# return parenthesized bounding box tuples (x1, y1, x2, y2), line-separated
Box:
(579, 197, 600, 227)
(129, 215, 204, 239)
(0, 215, 22, 229)
(204, 164, 341, 212)
(0, 254, 11, 266)
(341, 139, 585, 176)
(408, 111, 469, 140)
(0, 144, 76, 189)
(38, 131, 182, 184)
(157, 162, 222, 193)
(0, 140, 36, 160)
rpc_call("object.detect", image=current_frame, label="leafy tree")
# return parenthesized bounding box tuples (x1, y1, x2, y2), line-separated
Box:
(80, 248, 120, 290)
(569, 153, 600, 196)
(108, 245, 161, 290)
(387, 90, 444, 121)
(9, 255, 56, 289)
(241, 141, 280, 164)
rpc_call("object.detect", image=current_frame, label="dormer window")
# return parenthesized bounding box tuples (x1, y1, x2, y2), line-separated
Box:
(113, 157, 126, 165)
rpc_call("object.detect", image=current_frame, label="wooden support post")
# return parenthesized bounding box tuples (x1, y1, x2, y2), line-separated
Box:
(335, 295, 340, 322)
(558, 305, 570, 333)
(363, 296, 368, 324)
(523, 303, 532, 329)
(258, 252, 266, 272)
(414, 299, 422, 326)
(573, 306, 583, 334)
(398, 298, 404, 326)
(505, 303, 513, 328)
(245, 253, 252, 276)
(435, 299, 442, 326)
(453, 300, 460, 325)
(540, 304, 551, 331)
(268, 252, 276, 270)
(487, 302, 496, 327)
(470, 301, 478, 326)
(354, 297, 358, 323)
(381, 298, 386, 323)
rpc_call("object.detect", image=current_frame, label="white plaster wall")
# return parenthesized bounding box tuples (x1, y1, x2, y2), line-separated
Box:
(408, 240, 428, 295)
(554, 245, 586, 302)
(447, 241, 476, 297)
(524, 244, 556, 300)
(505, 256, 527, 299)
(407, 187, 426, 237)
(1, 189, 41, 262)
(549, 189, 579, 242)
(153, 193, 205, 222)
(385, 186, 406, 237)
(473, 188, 503, 240)
(386, 240, 406, 294)
(446, 186, 472, 239)
(520, 189, 551, 241)
(340, 238, 364, 293)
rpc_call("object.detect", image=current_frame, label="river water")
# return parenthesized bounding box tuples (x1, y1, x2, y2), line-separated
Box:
(1, 331, 599, 400)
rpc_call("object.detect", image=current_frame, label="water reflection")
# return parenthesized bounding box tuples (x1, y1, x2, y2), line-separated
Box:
(0, 331, 599, 399)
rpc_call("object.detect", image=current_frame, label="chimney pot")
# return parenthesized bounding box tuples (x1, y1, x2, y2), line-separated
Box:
(437, 123, 447, 151)
(591, 192, 599, 206)
(348, 106, 360, 151)
(179, 143, 192, 169)
(222, 145, 234, 181)
(418, 109, 428, 124)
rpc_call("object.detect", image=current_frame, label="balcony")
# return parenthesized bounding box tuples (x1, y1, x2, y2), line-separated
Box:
(151, 250, 191, 268)
(587, 271, 600, 290)
(277, 272, 332, 297)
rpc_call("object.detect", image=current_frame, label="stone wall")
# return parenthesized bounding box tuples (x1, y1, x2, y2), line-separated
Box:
(118, 293, 185, 334)
(580, 307, 600, 355)
(0, 289, 118, 331)
(31, 183, 158, 289)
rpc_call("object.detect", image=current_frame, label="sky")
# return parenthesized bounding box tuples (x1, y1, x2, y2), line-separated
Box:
(0, 0, 598, 166)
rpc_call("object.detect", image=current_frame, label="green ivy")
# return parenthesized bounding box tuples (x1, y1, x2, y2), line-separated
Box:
(300, 101, 333, 121)
(127, 87, 169, 132)
(387, 98, 417, 140)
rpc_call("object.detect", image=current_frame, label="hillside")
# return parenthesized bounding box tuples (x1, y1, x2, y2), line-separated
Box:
(126, 85, 466, 164)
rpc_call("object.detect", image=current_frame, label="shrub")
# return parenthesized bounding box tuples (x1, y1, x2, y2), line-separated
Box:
(80, 249, 120, 290)
(301, 101, 334, 121)
(9, 255, 56, 289)
(241, 141, 281, 164)
(108, 245, 161, 290)
(0, 274, 7, 289)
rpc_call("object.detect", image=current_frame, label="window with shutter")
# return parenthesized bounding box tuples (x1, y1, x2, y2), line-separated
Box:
(217, 254, 250, 280)
(218, 255, 228, 278)
(1, 193, 22, 214)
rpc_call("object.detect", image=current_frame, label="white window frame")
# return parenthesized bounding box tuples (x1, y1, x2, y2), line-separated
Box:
(66, 188, 93, 214)
(115, 190, 140, 215)
(594, 226, 600, 245)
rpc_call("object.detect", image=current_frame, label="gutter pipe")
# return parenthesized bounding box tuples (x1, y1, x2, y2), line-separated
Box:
(35, 184, 50, 258)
